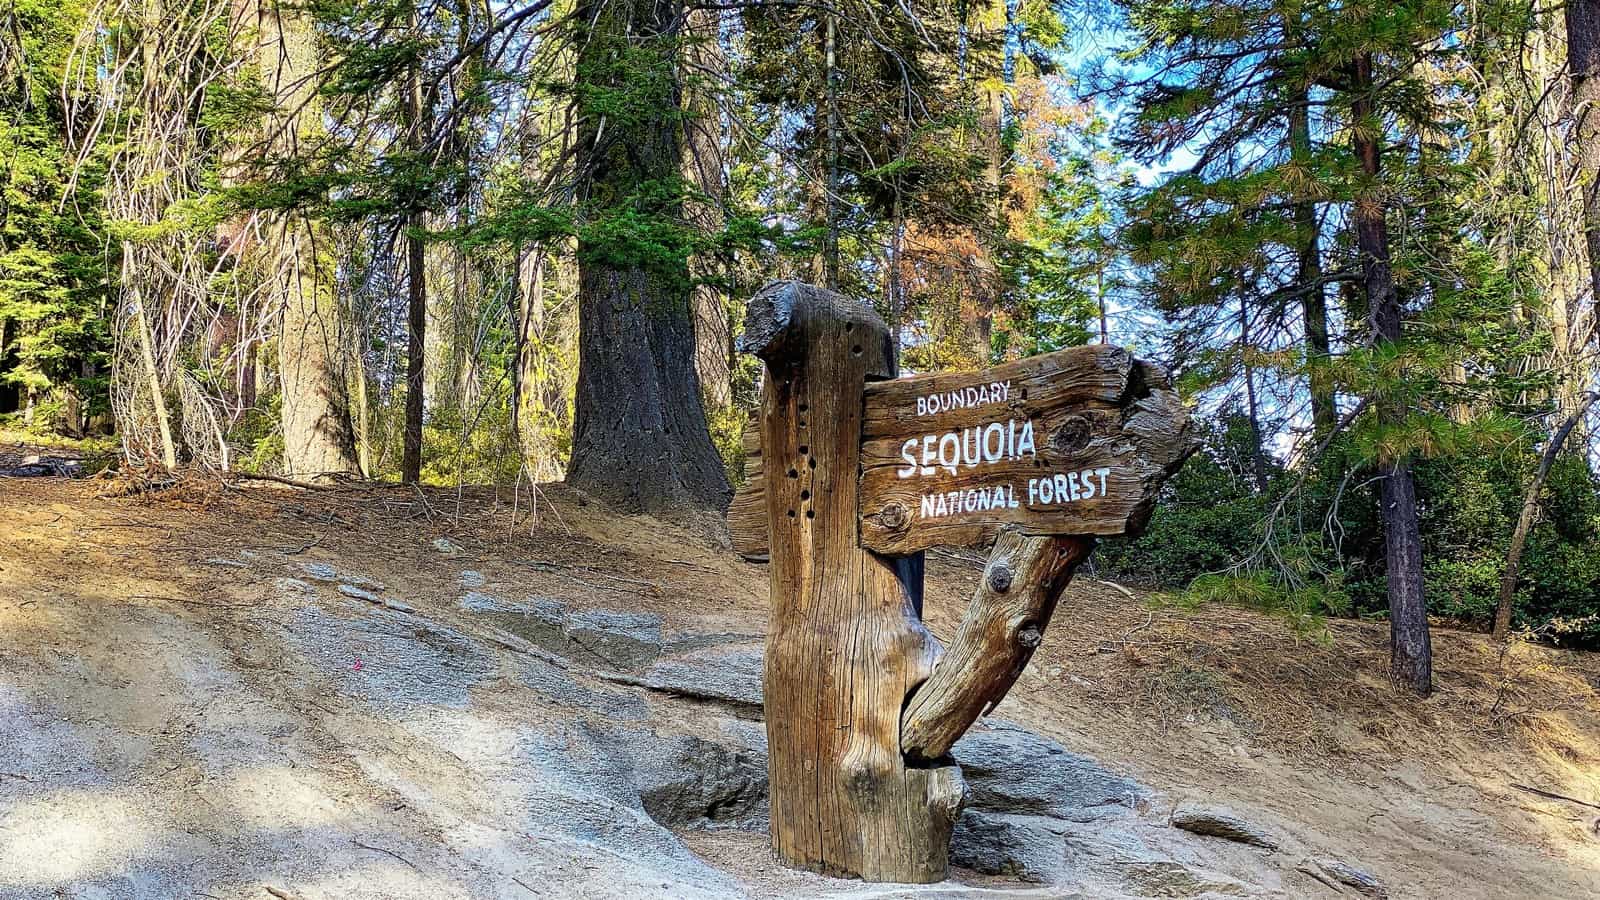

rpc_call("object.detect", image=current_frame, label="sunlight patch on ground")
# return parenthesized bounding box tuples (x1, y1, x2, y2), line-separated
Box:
(217, 765, 351, 829)
(0, 790, 169, 886)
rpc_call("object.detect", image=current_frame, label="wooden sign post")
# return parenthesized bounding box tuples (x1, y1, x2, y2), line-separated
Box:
(738, 281, 1194, 883)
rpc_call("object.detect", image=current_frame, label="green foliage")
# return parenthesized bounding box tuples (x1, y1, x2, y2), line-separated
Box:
(1175, 573, 1344, 641)
(0, 0, 110, 430)
(1412, 452, 1600, 646)
(1104, 407, 1600, 648)
(1099, 412, 1278, 579)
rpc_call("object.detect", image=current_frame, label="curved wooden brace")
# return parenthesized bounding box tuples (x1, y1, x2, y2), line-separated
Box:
(900, 529, 1095, 761)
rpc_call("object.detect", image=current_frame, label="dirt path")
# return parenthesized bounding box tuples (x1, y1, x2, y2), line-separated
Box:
(1, 474, 1597, 898)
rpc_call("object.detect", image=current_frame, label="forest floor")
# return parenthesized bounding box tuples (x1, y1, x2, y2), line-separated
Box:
(2, 451, 1599, 898)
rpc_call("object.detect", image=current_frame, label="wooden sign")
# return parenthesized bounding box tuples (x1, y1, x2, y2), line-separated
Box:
(859, 343, 1190, 553)
(729, 343, 1192, 558)
(735, 281, 1194, 885)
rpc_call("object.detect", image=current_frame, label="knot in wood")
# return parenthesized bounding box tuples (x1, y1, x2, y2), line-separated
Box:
(987, 564, 1013, 594)
(1016, 624, 1043, 648)
(1050, 415, 1093, 455)
(880, 501, 910, 531)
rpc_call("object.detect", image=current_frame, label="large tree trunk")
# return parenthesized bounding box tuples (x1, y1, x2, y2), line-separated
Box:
(565, 0, 731, 521)
(682, 7, 732, 412)
(1571, 0, 1600, 317)
(400, 36, 428, 484)
(262, 0, 359, 480)
(1352, 53, 1431, 695)
(513, 244, 564, 481)
(1239, 294, 1268, 490)
(1289, 88, 1336, 435)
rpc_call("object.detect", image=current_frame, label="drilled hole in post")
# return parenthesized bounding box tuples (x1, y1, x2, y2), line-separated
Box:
(805, 510, 815, 519)
(798, 403, 809, 412)
(798, 444, 809, 455)
(851, 345, 862, 356)
(787, 468, 798, 479)
(801, 490, 811, 500)
(807, 457, 816, 469)
(786, 509, 796, 518)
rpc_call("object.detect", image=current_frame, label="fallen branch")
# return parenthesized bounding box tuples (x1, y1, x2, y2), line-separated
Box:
(1494, 391, 1600, 638)
(1510, 782, 1600, 811)
(352, 838, 423, 872)
(130, 594, 244, 609)
(1094, 579, 1138, 601)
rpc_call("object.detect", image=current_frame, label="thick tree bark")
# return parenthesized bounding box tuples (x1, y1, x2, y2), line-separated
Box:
(1239, 295, 1268, 490)
(402, 216, 427, 482)
(1289, 90, 1336, 435)
(682, 7, 732, 412)
(1494, 392, 1600, 638)
(1570, 0, 1600, 315)
(400, 45, 428, 485)
(566, 0, 731, 520)
(263, 0, 359, 480)
(1352, 53, 1431, 695)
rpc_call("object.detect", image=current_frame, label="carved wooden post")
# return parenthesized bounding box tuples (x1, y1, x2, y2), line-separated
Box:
(742, 281, 964, 882)
(738, 280, 1194, 883)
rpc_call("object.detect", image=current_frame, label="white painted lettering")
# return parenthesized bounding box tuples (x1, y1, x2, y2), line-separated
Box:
(937, 432, 960, 476)
(982, 422, 1004, 462)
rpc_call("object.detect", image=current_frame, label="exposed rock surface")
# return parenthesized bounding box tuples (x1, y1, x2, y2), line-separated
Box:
(564, 609, 663, 670)
(0, 454, 81, 477)
(950, 811, 1071, 882)
(636, 724, 769, 830)
(2, 532, 1391, 900)
(1170, 807, 1281, 851)
(632, 645, 765, 712)
(1301, 857, 1388, 898)
(955, 721, 1146, 823)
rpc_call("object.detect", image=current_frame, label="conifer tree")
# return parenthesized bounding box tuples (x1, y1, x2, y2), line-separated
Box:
(563, 0, 732, 519)
(258, 0, 361, 479)
(0, 0, 108, 432)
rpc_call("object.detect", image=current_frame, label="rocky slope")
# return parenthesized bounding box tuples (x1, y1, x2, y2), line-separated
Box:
(1, 474, 1596, 898)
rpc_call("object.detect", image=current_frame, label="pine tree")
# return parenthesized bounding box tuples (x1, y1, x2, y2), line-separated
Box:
(0, 0, 108, 432)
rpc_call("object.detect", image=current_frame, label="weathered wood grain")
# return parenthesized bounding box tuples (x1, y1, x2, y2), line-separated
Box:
(728, 414, 767, 559)
(742, 280, 963, 883)
(858, 348, 1194, 555)
(727, 345, 1195, 557)
(900, 530, 1094, 760)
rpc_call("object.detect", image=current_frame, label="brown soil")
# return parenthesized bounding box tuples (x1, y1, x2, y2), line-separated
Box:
(2, 468, 1597, 898)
